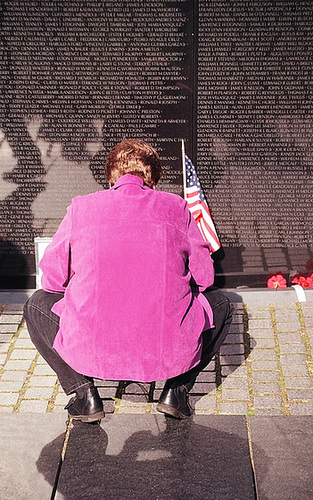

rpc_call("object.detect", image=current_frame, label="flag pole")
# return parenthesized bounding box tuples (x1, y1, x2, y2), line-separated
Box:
(181, 139, 187, 200)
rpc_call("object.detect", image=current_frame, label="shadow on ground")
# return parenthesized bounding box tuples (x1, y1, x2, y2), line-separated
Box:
(37, 415, 257, 500)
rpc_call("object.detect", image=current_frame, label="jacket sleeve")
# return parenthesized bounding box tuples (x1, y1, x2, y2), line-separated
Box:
(187, 207, 215, 291)
(39, 205, 73, 293)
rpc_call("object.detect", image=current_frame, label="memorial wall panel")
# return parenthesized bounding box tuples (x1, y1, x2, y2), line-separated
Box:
(197, 0, 313, 285)
(0, 0, 195, 287)
(0, 0, 312, 288)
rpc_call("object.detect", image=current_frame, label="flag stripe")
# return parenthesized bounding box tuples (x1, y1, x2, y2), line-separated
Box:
(184, 154, 221, 253)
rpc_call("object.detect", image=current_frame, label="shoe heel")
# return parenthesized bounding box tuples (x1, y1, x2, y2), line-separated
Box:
(156, 402, 189, 419)
(69, 409, 105, 423)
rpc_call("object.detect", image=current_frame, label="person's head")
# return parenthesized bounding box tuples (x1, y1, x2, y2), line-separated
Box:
(104, 139, 162, 188)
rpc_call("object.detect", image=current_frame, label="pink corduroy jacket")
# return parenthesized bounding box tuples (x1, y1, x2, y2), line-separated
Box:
(40, 174, 215, 382)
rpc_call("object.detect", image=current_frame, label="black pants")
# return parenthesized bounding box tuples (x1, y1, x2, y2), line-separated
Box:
(23, 287, 233, 395)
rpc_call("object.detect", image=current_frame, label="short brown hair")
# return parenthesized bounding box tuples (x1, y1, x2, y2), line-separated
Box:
(104, 139, 162, 188)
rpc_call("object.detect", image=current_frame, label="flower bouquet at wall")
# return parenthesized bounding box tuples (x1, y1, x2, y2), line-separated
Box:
(267, 259, 313, 289)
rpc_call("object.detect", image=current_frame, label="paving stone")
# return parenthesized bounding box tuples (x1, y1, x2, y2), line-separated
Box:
(94, 379, 119, 387)
(278, 343, 306, 354)
(37, 355, 48, 364)
(289, 403, 313, 415)
(222, 388, 250, 401)
(24, 387, 54, 399)
(0, 381, 23, 392)
(95, 387, 117, 399)
(120, 394, 149, 403)
(9, 349, 37, 360)
(251, 360, 279, 370)
(219, 402, 248, 414)
(0, 315, 22, 324)
(282, 365, 310, 376)
(3, 359, 32, 370)
(32, 364, 56, 376)
(190, 382, 216, 394)
(248, 329, 275, 338)
(221, 377, 249, 389)
(18, 400, 48, 412)
(250, 349, 277, 361)
(53, 404, 69, 413)
(252, 371, 280, 382)
(280, 353, 307, 364)
(275, 314, 299, 323)
(228, 323, 244, 334)
(0, 333, 13, 342)
(254, 396, 282, 407)
(219, 354, 245, 365)
(17, 328, 30, 339)
(194, 370, 216, 382)
(224, 333, 244, 343)
(13, 338, 35, 348)
(28, 375, 57, 387)
(103, 400, 116, 413)
(0, 392, 19, 405)
(117, 405, 148, 414)
(277, 332, 303, 342)
(248, 319, 273, 329)
(1, 370, 29, 381)
(253, 408, 284, 415)
(230, 315, 244, 324)
(205, 360, 216, 370)
(247, 310, 271, 320)
(0, 344, 11, 355)
(0, 405, 15, 412)
(221, 365, 248, 377)
(0, 324, 18, 333)
(0, 353, 7, 364)
(284, 377, 313, 389)
(286, 389, 313, 400)
(3, 304, 24, 312)
(276, 326, 300, 333)
(153, 389, 164, 400)
(253, 383, 281, 394)
(220, 344, 245, 355)
(254, 338, 276, 348)
(54, 393, 70, 405)
(194, 395, 217, 410)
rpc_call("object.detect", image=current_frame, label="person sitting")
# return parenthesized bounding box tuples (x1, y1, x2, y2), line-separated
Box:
(23, 139, 233, 422)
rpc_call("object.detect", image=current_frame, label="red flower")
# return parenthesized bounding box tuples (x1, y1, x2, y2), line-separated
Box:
(267, 273, 287, 289)
(306, 273, 313, 288)
(292, 272, 313, 288)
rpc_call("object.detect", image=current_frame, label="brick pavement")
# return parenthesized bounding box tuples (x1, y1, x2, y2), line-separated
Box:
(0, 291, 312, 416)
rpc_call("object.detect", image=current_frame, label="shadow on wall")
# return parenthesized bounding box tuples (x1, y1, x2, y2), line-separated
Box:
(0, 181, 46, 288)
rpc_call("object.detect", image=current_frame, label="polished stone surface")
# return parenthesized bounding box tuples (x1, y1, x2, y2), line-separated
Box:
(2, 414, 313, 499)
(250, 416, 313, 500)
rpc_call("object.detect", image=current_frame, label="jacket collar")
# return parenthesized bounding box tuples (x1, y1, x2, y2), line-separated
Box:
(112, 174, 146, 190)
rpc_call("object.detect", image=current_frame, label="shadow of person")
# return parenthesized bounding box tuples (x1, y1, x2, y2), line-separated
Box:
(37, 415, 260, 500)
(189, 291, 256, 407)
(0, 180, 46, 288)
(0, 237, 29, 289)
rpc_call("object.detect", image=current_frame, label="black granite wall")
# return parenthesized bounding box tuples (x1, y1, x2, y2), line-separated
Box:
(0, 0, 312, 287)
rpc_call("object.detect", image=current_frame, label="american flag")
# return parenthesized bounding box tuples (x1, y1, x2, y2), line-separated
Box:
(184, 154, 221, 253)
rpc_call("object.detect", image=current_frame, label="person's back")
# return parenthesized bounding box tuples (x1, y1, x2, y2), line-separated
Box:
(42, 173, 214, 382)
(24, 139, 233, 422)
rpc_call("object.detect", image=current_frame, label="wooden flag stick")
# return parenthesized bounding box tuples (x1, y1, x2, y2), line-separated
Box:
(181, 139, 187, 200)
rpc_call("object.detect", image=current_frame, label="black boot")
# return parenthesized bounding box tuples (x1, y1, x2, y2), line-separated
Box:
(65, 386, 105, 423)
(156, 381, 193, 419)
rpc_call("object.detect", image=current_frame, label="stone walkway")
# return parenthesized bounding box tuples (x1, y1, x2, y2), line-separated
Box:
(0, 290, 312, 416)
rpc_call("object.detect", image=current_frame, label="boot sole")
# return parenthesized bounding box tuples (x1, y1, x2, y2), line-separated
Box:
(68, 410, 105, 423)
(156, 402, 192, 419)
